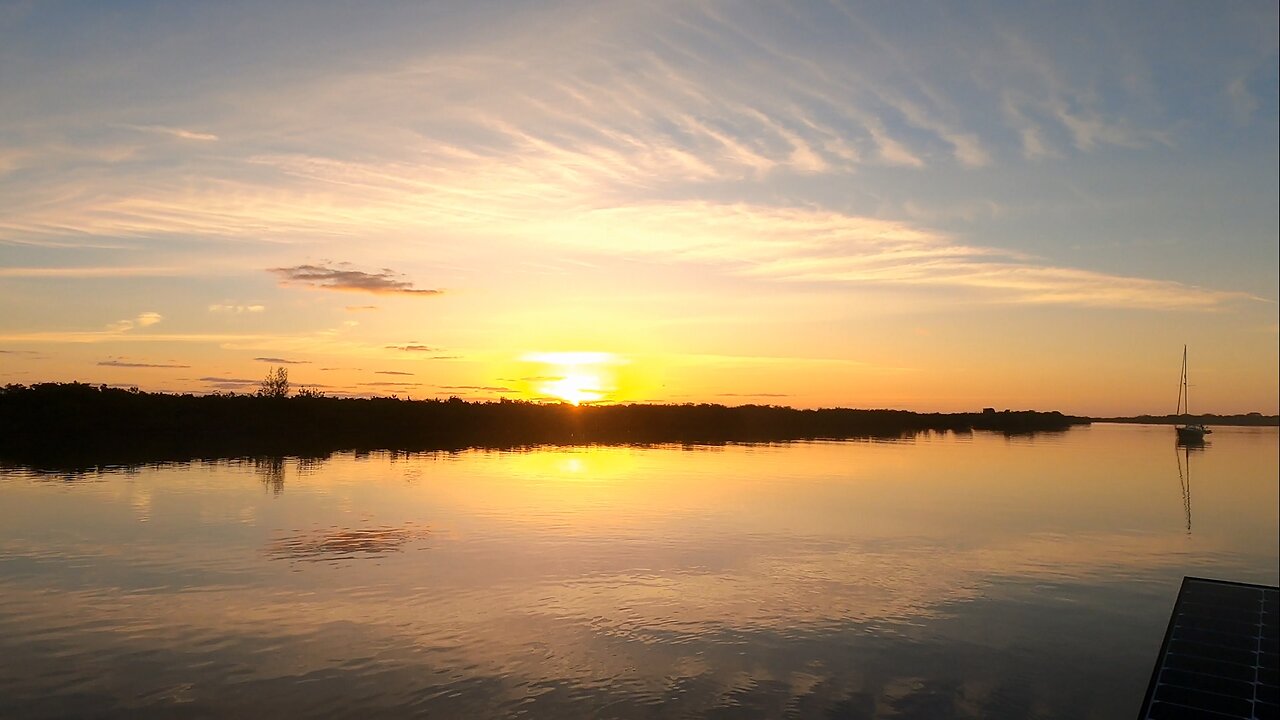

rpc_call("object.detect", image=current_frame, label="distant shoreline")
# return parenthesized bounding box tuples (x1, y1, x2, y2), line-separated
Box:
(1089, 414, 1279, 427)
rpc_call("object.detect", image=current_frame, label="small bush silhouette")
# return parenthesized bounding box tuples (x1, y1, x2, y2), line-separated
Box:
(258, 367, 290, 398)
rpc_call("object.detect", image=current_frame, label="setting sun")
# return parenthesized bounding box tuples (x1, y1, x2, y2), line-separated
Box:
(522, 352, 620, 405)
(540, 372, 604, 405)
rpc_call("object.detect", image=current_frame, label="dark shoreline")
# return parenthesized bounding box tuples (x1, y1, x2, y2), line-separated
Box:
(1, 382, 1087, 470)
(1091, 414, 1279, 427)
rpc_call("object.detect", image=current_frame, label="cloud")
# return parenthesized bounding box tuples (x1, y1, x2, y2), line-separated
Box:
(1226, 77, 1258, 124)
(98, 359, 189, 368)
(386, 345, 438, 352)
(375, 371, 414, 376)
(381, 354, 460, 361)
(209, 304, 265, 314)
(105, 312, 163, 333)
(197, 377, 259, 384)
(521, 352, 619, 365)
(359, 381, 421, 387)
(126, 124, 219, 142)
(0, 330, 275, 344)
(253, 357, 311, 364)
(0, 0, 1263, 334)
(544, 202, 1249, 310)
(268, 263, 442, 296)
(346, 306, 380, 312)
(0, 267, 189, 278)
(438, 385, 517, 393)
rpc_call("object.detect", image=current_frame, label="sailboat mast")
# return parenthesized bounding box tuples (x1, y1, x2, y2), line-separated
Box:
(1177, 345, 1187, 416)
(1183, 345, 1189, 416)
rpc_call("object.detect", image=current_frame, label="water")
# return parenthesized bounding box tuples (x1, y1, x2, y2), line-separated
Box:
(0, 424, 1275, 719)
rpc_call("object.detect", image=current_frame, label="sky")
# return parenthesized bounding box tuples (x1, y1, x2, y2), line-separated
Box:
(0, 0, 1276, 415)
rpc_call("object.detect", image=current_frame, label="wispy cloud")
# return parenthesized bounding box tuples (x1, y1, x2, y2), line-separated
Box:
(98, 359, 189, 369)
(253, 357, 310, 364)
(521, 352, 620, 365)
(1225, 77, 1258, 124)
(0, 267, 188, 278)
(386, 344, 437, 352)
(543, 202, 1249, 310)
(346, 305, 379, 312)
(0, 330, 274, 344)
(438, 385, 517, 393)
(375, 370, 413, 376)
(105, 312, 163, 333)
(125, 124, 219, 142)
(269, 263, 443, 296)
(0, 7, 1253, 315)
(209, 304, 265, 314)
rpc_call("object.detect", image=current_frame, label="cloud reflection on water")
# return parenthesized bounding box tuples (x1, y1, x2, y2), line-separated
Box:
(265, 524, 429, 563)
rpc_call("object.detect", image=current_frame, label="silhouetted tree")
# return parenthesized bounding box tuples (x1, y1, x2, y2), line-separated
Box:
(258, 367, 290, 398)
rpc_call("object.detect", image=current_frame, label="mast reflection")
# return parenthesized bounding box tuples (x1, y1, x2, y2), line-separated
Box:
(1174, 441, 1203, 533)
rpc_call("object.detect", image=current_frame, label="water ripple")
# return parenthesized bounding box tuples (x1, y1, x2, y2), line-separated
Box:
(265, 523, 430, 563)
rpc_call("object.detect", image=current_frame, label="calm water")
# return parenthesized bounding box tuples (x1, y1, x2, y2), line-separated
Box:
(0, 424, 1275, 719)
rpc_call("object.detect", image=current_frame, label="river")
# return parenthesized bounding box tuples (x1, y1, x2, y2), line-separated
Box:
(1, 423, 1275, 719)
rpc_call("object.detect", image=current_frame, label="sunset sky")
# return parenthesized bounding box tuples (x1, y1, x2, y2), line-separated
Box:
(1, 1, 1276, 414)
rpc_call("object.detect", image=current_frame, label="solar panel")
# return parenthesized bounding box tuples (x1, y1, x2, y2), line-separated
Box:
(1138, 576, 1279, 719)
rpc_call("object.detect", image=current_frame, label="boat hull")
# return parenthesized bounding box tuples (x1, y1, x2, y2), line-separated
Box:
(1175, 425, 1209, 444)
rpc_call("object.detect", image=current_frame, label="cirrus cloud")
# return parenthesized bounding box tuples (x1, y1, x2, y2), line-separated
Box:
(268, 263, 442, 296)
(98, 358, 189, 369)
(209, 304, 265, 314)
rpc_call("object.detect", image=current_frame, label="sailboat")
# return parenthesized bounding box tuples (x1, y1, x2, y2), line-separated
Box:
(1175, 345, 1210, 444)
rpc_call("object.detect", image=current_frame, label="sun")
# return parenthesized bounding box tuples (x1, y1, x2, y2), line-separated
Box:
(521, 352, 619, 405)
(539, 371, 605, 405)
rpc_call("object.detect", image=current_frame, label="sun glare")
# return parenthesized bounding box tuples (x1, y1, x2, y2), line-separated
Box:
(523, 351, 620, 405)
(540, 372, 605, 405)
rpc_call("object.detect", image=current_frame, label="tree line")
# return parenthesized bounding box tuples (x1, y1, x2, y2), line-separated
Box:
(0, 381, 1085, 470)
